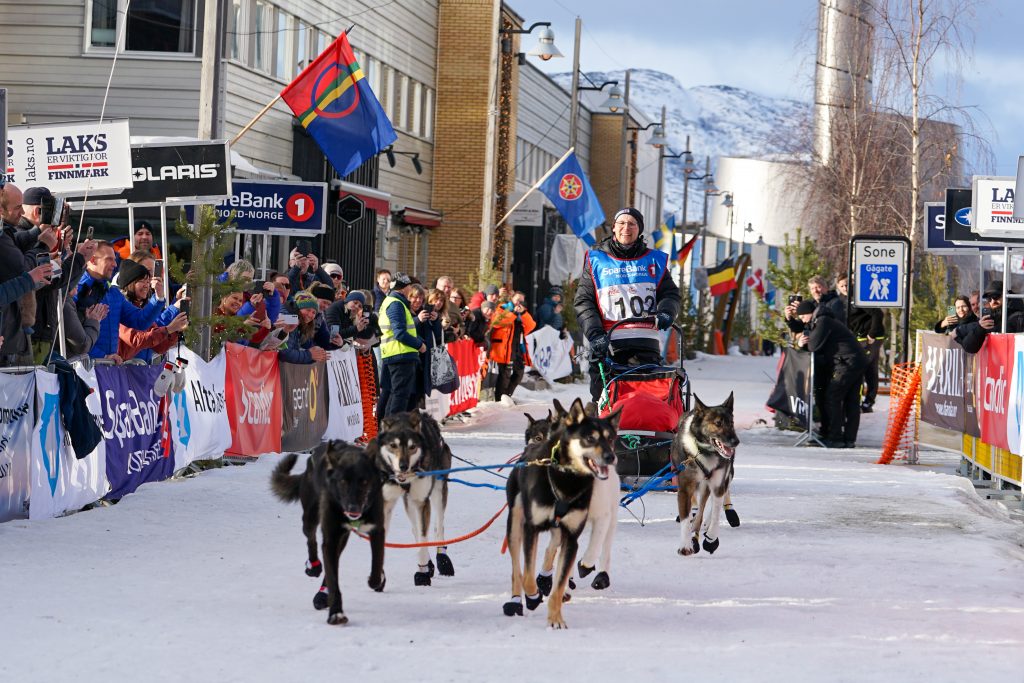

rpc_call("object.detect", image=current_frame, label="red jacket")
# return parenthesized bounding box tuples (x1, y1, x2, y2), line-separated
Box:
(488, 307, 535, 364)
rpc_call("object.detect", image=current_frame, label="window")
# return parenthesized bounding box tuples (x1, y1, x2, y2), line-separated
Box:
(89, 0, 196, 53)
(382, 67, 395, 121)
(423, 87, 434, 140)
(227, 0, 243, 60)
(295, 22, 308, 73)
(366, 56, 381, 98)
(317, 30, 328, 55)
(398, 75, 410, 131)
(253, 0, 271, 72)
(274, 10, 288, 79)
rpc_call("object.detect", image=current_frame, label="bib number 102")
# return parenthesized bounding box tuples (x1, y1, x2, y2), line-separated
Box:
(614, 294, 655, 318)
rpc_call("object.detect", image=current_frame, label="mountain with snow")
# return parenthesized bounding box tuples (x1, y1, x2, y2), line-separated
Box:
(554, 69, 810, 220)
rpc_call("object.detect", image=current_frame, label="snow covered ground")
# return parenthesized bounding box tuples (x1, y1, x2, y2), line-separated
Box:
(3, 354, 1024, 682)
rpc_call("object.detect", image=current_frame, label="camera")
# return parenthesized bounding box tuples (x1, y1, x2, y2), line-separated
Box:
(279, 313, 299, 326)
(179, 299, 191, 317)
(330, 324, 340, 337)
(789, 295, 802, 305)
(981, 306, 993, 319)
(296, 239, 312, 257)
(249, 280, 266, 294)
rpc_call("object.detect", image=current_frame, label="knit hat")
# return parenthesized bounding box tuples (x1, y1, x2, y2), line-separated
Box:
(549, 285, 563, 297)
(136, 221, 153, 236)
(115, 259, 151, 290)
(311, 284, 335, 302)
(484, 284, 499, 296)
(22, 186, 53, 206)
(481, 301, 497, 312)
(293, 291, 319, 310)
(795, 300, 817, 316)
(344, 291, 366, 306)
(614, 207, 645, 233)
(392, 272, 413, 289)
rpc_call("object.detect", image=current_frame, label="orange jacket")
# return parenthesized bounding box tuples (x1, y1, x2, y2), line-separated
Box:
(488, 307, 535, 364)
(113, 238, 162, 262)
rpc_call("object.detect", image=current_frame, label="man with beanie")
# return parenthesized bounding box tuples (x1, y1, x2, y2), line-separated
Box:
(793, 299, 867, 448)
(574, 207, 680, 402)
(377, 272, 426, 418)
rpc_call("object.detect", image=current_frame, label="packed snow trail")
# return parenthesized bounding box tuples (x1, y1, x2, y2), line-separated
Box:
(2, 354, 1023, 682)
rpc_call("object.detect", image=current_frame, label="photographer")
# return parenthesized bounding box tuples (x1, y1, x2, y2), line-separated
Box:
(935, 296, 975, 334)
(794, 299, 867, 448)
(278, 291, 341, 365)
(116, 255, 188, 362)
(325, 290, 379, 348)
(954, 285, 1024, 354)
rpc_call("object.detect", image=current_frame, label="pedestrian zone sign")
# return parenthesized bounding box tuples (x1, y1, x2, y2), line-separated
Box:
(854, 240, 906, 308)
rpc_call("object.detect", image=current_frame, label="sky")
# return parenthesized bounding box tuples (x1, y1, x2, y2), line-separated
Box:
(510, 0, 1023, 176)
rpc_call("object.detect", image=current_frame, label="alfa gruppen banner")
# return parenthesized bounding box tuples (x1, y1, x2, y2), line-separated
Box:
(225, 343, 282, 456)
(167, 348, 232, 470)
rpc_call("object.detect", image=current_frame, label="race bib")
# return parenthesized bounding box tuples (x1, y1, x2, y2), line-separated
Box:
(597, 283, 657, 321)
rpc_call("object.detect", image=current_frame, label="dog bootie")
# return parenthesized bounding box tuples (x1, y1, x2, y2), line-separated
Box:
(577, 561, 595, 579)
(525, 592, 544, 611)
(568, 577, 576, 590)
(414, 564, 432, 586)
(724, 504, 741, 528)
(591, 571, 610, 590)
(305, 559, 322, 577)
(702, 534, 720, 554)
(503, 597, 524, 617)
(536, 572, 553, 596)
(312, 586, 329, 611)
(436, 551, 455, 577)
(426, 559, 435, 578)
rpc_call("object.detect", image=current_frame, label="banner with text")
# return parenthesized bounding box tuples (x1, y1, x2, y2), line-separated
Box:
(167, 347, 232, 469)
(0, 372, 37, 522)
(225, 343, 282, 456)
(281, 361, 328, 452)
(323, 347, 363, 442)
(6, 119, 133, 194)
(920, 332, 967, 432)
(447, 340, 483, 415)
(526, 326, 574, 382)
(976, 334, 1013, 451)
(766, 349, 811, 429)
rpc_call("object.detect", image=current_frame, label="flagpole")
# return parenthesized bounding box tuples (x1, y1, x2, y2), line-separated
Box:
(495, 147, 575, 229)
(230, 94, 282, 146)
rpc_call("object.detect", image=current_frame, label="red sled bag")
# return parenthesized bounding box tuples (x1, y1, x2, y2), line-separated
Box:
(604, 376, 684, 433)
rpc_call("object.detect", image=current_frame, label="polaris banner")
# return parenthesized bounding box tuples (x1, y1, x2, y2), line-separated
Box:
(0, 372, 37, 522)
(447, 339, 483, 415)
(6, 119, 133, 194)
(323, 347, 363, 443)
(96, 364, 175, 500)
(29, 370, 108, 520)
(526, 326, 573, 381)
(167, 347, 232, 469)
(280, 361, 328, 452)
(766, 349, 811, 429)
(191, 179, 328, 235)
(920, 332, 967, 432)
(86, 140, 231, 206)
(224, 343, 282, 456)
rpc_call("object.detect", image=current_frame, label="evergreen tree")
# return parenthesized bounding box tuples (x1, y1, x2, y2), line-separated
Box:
(758, 227, 824, 346)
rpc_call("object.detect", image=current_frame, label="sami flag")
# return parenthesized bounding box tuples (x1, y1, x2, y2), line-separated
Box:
(707, 258, 738, 297)
(538, 151, 604, 246)
(280, 32, 397, 178)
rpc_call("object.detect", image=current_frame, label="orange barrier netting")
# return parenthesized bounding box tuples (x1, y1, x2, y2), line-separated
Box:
(357, 352, 378, 443)
(877, 362, 920, 465)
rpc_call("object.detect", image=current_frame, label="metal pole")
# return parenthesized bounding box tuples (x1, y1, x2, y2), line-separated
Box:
(568, 17, 582, 153)
(618, 70, 631, 209)
(681, 134, 690, 231)
(128, 205, 135, 252)
(1002, 246, 1009, 332)
(654, 105, 666, 230)
(160, 205, 170, 307)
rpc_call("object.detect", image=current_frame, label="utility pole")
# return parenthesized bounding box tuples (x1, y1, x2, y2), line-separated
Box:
(653, 105, 666, 232)
(681, 133, 691, 231)
(568, 17, 582, 152)
(618, 69, 631, 209)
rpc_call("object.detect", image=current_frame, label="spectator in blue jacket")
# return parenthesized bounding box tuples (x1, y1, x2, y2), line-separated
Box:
(75, 242, 166, 361)
(278, 291, 340, 364)
(535, 285, 565, 333)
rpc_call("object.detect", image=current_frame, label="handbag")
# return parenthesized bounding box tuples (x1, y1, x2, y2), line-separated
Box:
(430, 332, 460, 394)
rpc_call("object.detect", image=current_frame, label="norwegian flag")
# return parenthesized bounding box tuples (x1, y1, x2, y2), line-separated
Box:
(745, 268, 765, 296)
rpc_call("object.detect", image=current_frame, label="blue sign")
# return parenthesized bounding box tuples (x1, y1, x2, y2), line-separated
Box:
(188, 179, 328, 235)
(925, 202, 998, 253)
(858, 264, 899, 304)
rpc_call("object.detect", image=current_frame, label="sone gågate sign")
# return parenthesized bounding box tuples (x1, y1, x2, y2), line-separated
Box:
(853, 239, 907, 308)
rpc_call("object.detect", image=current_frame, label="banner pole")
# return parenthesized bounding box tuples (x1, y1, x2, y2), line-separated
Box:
(229, 94, 282, 147)
(494, 147, 575, 229)
(161, 204, 170, 306)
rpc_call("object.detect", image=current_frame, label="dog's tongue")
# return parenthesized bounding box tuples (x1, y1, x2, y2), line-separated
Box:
(586, 458, 610, 480)
(714, 439, 736, 458)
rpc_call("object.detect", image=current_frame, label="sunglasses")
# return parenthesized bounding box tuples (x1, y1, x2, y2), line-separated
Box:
(330, 273, 343, 280)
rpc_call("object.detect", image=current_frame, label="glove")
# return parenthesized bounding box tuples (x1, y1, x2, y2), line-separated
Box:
(589, 333, 610, 360)
(656, 312, 673, 330)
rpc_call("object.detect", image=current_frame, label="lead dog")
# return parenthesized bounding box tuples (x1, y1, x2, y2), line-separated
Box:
(270, 441, 386, 625)
(366, 410, 454, 586)
(670, 392, 740, 556)
(504, 398, 619, 629)
(525, 399, 619, 594)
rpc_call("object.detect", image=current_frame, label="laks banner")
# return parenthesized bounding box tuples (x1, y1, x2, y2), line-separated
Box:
(29, 370, 107, 520)
(323, 347, 363, 443)
(920, 332, 966, 432)
(225, 343, 282, 456)
(96, 364, 175, 500)
(167, 347, 232, 469)
(6, 120, 133, 194)
(280, 360, 328, 452)
(447, 339, 483, 415)
(976, 333, 1013, 450)
(0, 372, 37, 522)
(526, 326, 573, 382)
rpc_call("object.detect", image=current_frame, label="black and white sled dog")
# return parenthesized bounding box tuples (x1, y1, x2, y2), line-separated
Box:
(670, 392, 740, 556)
(524, 399, 619, 594)
(270, 441, 386, 625)
(366, 410, 454, 586)
(504, 398, 619, 629)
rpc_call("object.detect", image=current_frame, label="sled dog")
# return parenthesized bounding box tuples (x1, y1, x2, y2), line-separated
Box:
(270, 441, 386, 625)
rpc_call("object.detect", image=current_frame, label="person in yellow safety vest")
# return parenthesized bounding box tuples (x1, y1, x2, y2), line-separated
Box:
(377, 272, 426, 420)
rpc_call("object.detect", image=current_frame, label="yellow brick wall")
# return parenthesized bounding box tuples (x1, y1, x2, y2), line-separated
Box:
(589, 114, 627, 241)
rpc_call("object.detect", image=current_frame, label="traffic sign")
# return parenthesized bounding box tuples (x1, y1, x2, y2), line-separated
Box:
(853, 239, 907, 308)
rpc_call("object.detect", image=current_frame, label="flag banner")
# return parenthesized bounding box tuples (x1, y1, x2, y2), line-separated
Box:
(280, 31, 397, 179)
(537, 151, 604, 244)
(744, 267, 765, 295)
(0, 372, 37, 522)
(526, 326, 574, 382)
(651, 226, 670, 253)
(446, 340, 483, 415)
(281, 361, 329, 452)
(765, 349, 811, 429)
(920, 332, 966, 433)
(676, 234, 699, 266)
(323, 347, 363, 443)
(976, 333, 1013, 451)
(167, 347, 232, 469)
(96, 364, 175, 500)
(225, 343, 282, 456)
(707, 258, 737, 296)
(30, 370, 107, 520)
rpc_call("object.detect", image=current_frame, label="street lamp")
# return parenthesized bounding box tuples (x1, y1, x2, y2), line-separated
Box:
(499, 21, 563, 65)
(569, 75, 621, 150)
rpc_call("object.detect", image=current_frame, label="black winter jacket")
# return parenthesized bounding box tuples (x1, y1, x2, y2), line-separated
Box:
(849, 307, 885, 339)
(954, 300, 1024, 354)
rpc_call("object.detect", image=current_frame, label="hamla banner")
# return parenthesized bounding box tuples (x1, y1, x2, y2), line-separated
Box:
(280, 360, 329, 452)
(920, 332, 966, 432)
(96, 364, 175, 499)
(167, 347, 232, 469)
(6, 119, 133, 194)
(0, 372, 37, 522)
(976, 333, 1013, 451)
(29, 370, 107, 520)
(323, 347, 363, 443)
(526, 326, 574, 382)
(225, 343, 282, 456)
